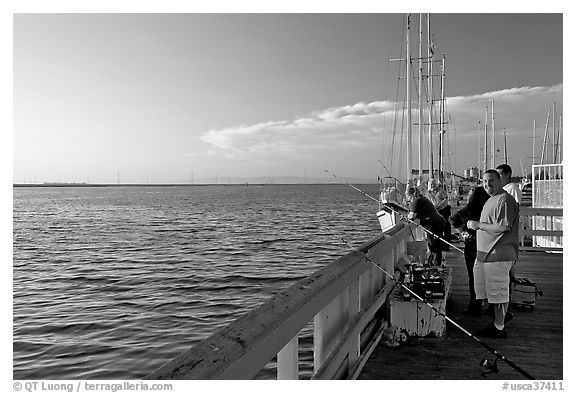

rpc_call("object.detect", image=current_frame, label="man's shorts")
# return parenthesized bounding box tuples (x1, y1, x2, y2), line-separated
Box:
(473, 260, 515, 304)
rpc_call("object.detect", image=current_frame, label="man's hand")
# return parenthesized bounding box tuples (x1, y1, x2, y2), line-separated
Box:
(467, 220, 480, 230)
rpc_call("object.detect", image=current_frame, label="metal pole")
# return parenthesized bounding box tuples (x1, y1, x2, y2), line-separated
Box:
(540, 109, 551, 165)
(532, 118, 536, 169)
(503, 128, 507, 164)
(406, 13, 413, 184)
(427, 14, 434, 180)
(477, 121, 482, 182)
(491, 99, 495, 168)
(552, 102, 556, 163)
(484, 107, 488, 172)
(418, 14, 424, 182)
(439, 54, 446, 183)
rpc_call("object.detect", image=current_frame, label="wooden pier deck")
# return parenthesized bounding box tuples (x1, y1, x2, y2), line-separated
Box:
(358, 247, 563, 380)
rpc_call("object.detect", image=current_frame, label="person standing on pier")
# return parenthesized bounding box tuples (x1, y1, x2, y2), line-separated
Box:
(467, 170, 519, 338)
(496, 164, 522, 204)
(449, 186, 490, 316)
(406, 186, 447, 266)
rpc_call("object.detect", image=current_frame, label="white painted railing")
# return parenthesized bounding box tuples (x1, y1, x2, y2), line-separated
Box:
(519, 207, 563, 251)
(146, 222, 420, 380)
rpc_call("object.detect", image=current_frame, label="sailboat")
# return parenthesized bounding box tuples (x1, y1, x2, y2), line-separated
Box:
(377, 13, 448, 232)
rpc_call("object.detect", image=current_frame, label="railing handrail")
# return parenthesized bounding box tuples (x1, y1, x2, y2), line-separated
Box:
(519, 207, 563, 217)
(146, 224, 412, 380)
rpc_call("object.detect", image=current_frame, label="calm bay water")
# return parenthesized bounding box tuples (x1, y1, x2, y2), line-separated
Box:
(13, 184, 381, 379)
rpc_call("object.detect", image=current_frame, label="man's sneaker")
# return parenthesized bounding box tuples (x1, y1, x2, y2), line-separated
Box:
(476, 324, 507, 339)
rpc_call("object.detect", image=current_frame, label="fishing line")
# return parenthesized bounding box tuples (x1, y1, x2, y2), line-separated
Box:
(377, 160, 405, 186)
(323, 169, 464, 255)
(325, 226, 536, 380)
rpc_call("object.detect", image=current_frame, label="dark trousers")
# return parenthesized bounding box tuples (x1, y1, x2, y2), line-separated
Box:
(438, 206, 452, 239)
(464, 238, 482, 310)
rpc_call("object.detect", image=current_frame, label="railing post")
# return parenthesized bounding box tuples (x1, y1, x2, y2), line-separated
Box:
(347, 278, 361, 375)
(277, 335, 299, 380)
(314, 294, 346, 374)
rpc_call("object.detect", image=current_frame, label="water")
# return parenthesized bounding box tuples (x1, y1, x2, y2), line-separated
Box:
(13, 184, 381, 379)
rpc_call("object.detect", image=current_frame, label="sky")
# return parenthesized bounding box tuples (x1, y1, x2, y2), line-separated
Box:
(12, 12, 564, 184)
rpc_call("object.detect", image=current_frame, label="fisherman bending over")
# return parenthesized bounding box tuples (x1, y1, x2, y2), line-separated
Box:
(426, 179, 454, 242)
(406, 186, 447, 266)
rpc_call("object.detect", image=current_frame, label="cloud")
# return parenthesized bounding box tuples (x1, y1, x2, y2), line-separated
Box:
(198, 84, 563, 162)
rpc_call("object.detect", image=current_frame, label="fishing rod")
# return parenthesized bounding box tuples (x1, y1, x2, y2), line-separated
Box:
(323, 169, 464, 255)
(327, 227, 536, 380)
(378, 160, 405, 186)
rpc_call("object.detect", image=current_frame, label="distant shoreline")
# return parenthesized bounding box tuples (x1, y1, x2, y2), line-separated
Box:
(13, 183, 373, 188)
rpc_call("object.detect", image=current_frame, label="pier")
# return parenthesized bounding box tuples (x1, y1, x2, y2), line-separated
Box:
(146, 207, 563, 380)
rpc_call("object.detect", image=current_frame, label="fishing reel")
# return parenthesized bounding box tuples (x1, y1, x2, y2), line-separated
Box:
(480, 357, 499, 378)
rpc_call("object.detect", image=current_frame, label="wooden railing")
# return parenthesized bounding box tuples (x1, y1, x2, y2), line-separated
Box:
(146, 222, 420, 380)
(519, 207, 563, 251)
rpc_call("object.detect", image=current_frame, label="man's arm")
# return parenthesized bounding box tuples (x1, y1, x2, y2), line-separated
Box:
(467, 220, 510, 234)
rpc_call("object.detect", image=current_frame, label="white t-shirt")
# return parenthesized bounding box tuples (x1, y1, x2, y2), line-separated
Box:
(503, 182, 522, 204)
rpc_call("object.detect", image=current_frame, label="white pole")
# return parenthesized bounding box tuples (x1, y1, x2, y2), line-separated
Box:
(477, 121, 482, 180)
(552, 101, 556, 163)
(427, 13, 434, 180)
(406, 13, 412, 184)
(491, 99, 495, 168)
(484, 106, 488, 173)
(439, 54, 445, 183)
(503, 128, 508, 164)
(418, 13, 423, 182)
(540, 109, 551, 165)
(532, 118, 536, 169)
(559, 115, 563, 163)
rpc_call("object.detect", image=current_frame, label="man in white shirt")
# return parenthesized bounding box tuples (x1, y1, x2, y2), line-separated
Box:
(496, 164, 522, 204)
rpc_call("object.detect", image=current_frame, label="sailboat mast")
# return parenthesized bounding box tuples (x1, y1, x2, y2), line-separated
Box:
(559, 115, 563, 163)
(427, 13, 434, 180)
(540, 108, 551, 165)
(406, 13, 412, 184)
(477, 121, 482, 181)
(491, 99, 495, 168)
(418, 14, 424, 182)
(552, 101, 556, 163)
(484, 106, 488, 173)
(532, 118, 536, 168)
(439, 54, 446, 183)
(553, 101, 559, 163)
(503, 128, 508, 164)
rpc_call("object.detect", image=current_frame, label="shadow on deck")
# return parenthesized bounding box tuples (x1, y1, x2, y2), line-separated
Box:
(358, 247, 563, 380)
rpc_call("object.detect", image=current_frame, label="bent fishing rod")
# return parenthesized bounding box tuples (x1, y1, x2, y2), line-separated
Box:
(326, 227, 536, 380)
(323, 169, 464, 255)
